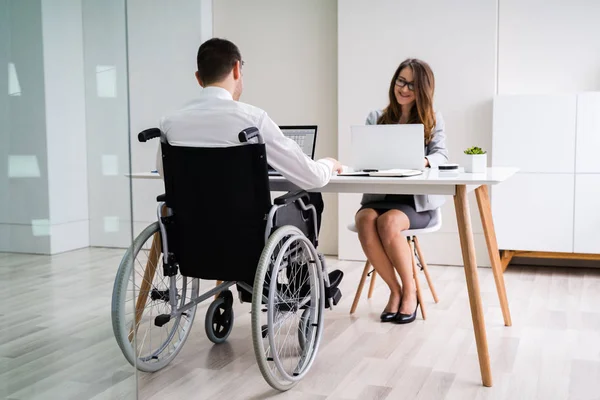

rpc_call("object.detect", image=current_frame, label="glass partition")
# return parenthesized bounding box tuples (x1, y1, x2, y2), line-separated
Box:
(0, 1, 136, 398)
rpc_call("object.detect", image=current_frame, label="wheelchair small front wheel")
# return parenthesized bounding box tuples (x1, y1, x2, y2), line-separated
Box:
(205, 294, 234, 344)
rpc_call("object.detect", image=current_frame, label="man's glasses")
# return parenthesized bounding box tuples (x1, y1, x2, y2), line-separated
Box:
(395, 78, 414, 91)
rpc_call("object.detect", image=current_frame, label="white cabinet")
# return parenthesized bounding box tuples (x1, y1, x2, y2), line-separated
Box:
(493, 173, 574, 253)
(574, 174, 600, 254)
(492, 93, 600, 255)
(493, 95, 576, 173)
(576, 93, 600, 173)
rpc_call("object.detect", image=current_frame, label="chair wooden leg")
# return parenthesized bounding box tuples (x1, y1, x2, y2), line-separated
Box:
(350, 261, 371, 314)
(367, 269, 377, 299)
(129, 232, 161, 342)
(214, 280, 223, 299)
(409, 239, 426, 320)
(414, 236, 439, 303)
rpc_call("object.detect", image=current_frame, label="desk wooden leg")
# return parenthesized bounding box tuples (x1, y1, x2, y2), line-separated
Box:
(454, 185, 492, 387)
(475, 185, 512, 327)
(129, 232, 161, 342)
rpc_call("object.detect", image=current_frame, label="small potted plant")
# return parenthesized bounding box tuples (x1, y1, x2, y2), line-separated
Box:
(464, 146, 487, 173)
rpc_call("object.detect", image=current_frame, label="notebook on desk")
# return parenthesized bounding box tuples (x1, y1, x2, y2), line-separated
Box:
(368, 169, 422, 177)
(338, 167, 422, 177)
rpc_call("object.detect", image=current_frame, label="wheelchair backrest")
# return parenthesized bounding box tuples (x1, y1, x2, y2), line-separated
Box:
(160, 141, 272, 282)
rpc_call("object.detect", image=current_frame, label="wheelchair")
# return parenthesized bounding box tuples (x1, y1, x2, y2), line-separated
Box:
(111, 127, 343, 391)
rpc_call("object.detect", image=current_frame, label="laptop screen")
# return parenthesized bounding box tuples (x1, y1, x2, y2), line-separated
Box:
(279, 125, 317, 159)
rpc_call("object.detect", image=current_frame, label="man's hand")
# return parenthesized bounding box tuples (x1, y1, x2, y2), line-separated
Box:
(325, 157, 344, 174)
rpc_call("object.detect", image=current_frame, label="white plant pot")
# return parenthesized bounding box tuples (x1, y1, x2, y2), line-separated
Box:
(464, 154, 487, 173)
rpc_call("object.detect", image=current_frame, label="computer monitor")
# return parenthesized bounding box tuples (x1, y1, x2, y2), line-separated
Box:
(279, 125, 317, 159)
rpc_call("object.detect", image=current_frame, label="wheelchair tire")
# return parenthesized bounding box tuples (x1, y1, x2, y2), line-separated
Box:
(298, 308, 310, 351)
(111, 222, 199, 372)
(251, 225, 325, 391)
(205, 296, 234, 344)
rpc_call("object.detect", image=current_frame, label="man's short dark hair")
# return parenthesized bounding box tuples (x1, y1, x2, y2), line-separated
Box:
(196, 38, 242, 84)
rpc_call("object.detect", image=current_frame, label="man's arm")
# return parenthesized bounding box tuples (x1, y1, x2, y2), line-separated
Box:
(258, 112, 338, 189)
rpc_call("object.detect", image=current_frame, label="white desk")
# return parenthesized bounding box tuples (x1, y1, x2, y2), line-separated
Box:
(131, 167, 517, 387)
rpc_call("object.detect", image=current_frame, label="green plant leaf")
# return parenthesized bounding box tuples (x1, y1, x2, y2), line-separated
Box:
(464, 146, 487, 155)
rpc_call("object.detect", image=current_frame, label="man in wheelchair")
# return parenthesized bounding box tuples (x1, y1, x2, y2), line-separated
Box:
(111, 38, 344, 391)
(154, 37, 344, 297)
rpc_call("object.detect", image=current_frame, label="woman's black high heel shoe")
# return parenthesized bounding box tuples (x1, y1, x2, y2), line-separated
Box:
(394, 299, 419, 324)
(380, 298, 402, 323)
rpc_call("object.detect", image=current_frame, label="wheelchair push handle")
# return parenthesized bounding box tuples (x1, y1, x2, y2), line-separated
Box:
(238, 127, 264, 144)
(138, 128, 163, 143)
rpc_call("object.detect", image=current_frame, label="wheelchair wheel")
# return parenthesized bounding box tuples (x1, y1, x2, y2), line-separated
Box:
(205, 291, 234, 344)
(111, 222, 199, 372)
(251, 225, 325, 391)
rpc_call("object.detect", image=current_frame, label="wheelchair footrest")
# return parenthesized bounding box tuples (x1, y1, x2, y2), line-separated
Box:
(154, 314, 171, 327)
(324, 269, 343, 306)
(328, 269, 344, 289)
(326, 287, 342, 306)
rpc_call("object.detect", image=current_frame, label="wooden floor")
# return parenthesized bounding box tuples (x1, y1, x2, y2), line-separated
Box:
(1, 249, 600, 400)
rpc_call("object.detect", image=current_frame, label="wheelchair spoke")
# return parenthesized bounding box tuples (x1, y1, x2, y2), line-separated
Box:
(113, 223, 198, 373)
(262, 234, 319, 382)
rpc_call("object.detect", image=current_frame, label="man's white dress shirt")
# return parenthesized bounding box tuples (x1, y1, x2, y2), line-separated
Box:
(156, 86, 334, 189)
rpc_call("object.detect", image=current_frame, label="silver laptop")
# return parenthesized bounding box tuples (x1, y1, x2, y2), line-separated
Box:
(268, 125, 317, 175)
(342, 124, 425, 175)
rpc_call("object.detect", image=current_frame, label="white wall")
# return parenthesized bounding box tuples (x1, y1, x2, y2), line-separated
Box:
(41, 0, 89, 253)
(213, 0, 339, 254)
(498, 0, 600, 94)
(0, 0, 51, 254)
(338, 0, 498, 265)
(82, 0, 131, 248)
(1, 0, 213, 253)
(127, 0, 212, 238)
(1, 0, 90, 254)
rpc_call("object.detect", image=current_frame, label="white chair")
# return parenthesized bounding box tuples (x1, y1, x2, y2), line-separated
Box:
(347, 208, 442, 320)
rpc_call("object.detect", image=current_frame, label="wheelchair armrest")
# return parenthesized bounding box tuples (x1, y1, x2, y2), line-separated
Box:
(273, 190, 310, 206)
(138, 128, 163, 142)
(156, 193, 167, 202)
(268, 190, 319, 247)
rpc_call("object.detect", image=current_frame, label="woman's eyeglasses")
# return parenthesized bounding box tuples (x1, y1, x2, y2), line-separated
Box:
(395, 78, 414, 91)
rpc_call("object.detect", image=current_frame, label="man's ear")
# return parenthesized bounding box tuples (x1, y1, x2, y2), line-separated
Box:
(195, 71, 204, 87)
(232, 61, 241, 80)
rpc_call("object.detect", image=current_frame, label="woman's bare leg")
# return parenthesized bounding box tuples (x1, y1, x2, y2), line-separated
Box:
(355, 209, 402, 313)
(376, 210, 417, 314)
